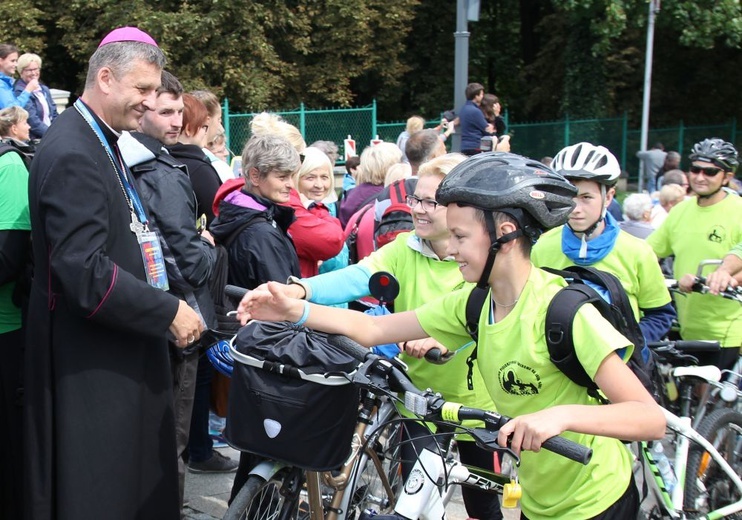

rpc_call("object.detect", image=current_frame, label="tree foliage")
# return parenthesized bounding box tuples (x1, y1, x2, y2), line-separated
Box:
(0, 0, 739, 125)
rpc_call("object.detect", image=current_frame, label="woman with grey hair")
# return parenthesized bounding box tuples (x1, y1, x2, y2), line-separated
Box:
(210, 133, 302, 498)
(619, 192, 655, 239)
(210, 133, 301, 290)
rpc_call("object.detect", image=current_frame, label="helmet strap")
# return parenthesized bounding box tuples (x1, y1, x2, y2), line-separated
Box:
(477, 212, 524, 288)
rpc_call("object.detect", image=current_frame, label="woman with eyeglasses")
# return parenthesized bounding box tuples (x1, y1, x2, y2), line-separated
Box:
(12, 53, 58, 139)
(167, 93, 223, 225)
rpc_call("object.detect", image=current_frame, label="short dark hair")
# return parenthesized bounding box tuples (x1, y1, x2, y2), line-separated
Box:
(465, 83, 484, 101)
(653, 142, 665, 150)
(0, 44, 19, 60)
(405, 129, 441, 168)
(158, 70, 183, 97)
(345, 155, 360, 173)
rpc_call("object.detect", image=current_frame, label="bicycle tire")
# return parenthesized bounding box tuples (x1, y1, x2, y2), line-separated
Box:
(346, 420, 405, 518)
(684, 408, 742, 518)
(224, 471, 302, 520)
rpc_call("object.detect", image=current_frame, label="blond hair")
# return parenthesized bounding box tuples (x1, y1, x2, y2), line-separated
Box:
(0, 106, 29, 137)
(406, 115, 425, 134)
(417, 153, 467, 180)
(250, 112, 306, 153)
(294, 147, 335, 197)
(384, 163, 412, 186)
(357, 143, 402, 185)
(17, 53, 42, 73)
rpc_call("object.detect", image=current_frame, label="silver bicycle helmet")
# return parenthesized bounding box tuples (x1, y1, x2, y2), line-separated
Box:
(551, 142, 621, 186)
(689, 138, 738, 173)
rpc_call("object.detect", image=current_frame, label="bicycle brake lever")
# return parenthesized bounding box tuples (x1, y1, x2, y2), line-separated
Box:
(469, 428, 520, 464)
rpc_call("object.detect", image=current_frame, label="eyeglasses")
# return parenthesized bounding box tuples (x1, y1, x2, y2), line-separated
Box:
(24, 68, 40, 74)
(689, 165, 724, 177)
(406, 194, 439, 212)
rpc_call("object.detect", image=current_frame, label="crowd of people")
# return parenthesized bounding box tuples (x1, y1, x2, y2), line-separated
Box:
(0, 28, 741, 520)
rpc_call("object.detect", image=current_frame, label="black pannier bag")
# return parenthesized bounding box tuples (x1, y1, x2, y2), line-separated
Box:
(225, 320, 361, 471)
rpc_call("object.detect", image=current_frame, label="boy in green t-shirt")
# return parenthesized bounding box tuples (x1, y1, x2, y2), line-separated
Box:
(531, 142, 675, 354)
(237, 152, 666, 519)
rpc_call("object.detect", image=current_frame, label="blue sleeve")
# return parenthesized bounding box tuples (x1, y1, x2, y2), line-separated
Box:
(305, 264, 372, 305)
(24, 98, 49, 137)
(4, 88, 32, 108)
(639, 302, 676, 343)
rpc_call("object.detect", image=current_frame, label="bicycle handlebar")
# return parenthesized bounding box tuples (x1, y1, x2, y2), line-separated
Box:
(328, 334, 593, 466)
(225, 284, 249, 301)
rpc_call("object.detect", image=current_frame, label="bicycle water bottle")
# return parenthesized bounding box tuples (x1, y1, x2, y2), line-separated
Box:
(653, 442, 677, 493)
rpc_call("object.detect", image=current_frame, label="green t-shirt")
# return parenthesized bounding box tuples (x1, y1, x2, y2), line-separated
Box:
(360, 233, 495, 411)
(729, 242, 742, 260)
(647, 195, 742, 347)
(416, 267, 634, 519)
(532, 225, 671, 318)
(0, 151, 30, 334)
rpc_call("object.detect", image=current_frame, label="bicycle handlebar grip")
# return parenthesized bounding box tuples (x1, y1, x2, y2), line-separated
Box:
(542, 436, 593, 465)
(673, 340, 721, 352)
(424, 348, 442, 362)
(224, 285, 249, 301)
(328, 334, 372, 362)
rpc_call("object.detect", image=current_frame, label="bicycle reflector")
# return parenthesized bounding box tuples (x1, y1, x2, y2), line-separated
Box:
(405, 392, 428, 416)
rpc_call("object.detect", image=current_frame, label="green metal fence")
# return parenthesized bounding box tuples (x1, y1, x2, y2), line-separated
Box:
(223, 100, 738, 181)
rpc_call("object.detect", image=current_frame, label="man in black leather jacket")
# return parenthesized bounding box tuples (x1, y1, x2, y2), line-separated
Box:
(121, 71, 234, 511)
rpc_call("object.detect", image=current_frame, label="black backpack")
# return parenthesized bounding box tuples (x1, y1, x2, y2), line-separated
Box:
(464, 265, 656, 402)
(208, 218, 261, 333)
(0, 140, 33, 169)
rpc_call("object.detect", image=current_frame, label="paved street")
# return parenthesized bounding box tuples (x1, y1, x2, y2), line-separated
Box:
(182, 446, 472, 519)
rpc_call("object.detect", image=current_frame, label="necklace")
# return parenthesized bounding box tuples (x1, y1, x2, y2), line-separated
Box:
(491, 296, 519, 308)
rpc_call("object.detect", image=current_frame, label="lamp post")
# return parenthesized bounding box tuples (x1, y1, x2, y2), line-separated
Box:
(452, 0, 480, 152)
(639, 0, 661, 192)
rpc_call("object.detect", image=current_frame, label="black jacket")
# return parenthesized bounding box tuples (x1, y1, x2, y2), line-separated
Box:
(128, 133, 217, 342)
(166, 143, 222, 225)
(210, 192, 300, 290)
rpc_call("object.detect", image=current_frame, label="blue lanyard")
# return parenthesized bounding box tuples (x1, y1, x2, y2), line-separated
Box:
(74, 99, 148, 226)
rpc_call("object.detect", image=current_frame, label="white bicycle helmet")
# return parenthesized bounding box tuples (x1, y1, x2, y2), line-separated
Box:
(551, 142, 621, 186)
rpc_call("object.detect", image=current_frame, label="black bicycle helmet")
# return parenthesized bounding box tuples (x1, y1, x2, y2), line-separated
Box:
(436, 152, 577, 234)
(689, 138, 738, 173)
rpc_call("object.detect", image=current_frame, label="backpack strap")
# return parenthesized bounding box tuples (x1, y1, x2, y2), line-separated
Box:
(464, 286, 489, 390)
(0, 142, 29, 168)
(346, 204, 374, 264)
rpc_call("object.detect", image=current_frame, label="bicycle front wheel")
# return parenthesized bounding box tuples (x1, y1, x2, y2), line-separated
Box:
(347, 420, 405, 518)
(684, 408, 742, 517)
(224, 470, 303, 520)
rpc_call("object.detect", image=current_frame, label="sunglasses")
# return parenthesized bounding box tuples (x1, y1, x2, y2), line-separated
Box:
(689, 165, 724, 177)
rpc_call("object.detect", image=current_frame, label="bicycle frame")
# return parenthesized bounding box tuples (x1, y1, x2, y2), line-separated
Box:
(641, 363, 742, 519)
(392, 444, 511, 520)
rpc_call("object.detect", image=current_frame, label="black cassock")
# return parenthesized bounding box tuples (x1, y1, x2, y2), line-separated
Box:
(25, 103, 181, 520)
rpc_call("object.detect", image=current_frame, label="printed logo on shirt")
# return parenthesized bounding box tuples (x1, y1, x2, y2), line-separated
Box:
(498, 361, 542, 396)
(707, 225, 726, 243)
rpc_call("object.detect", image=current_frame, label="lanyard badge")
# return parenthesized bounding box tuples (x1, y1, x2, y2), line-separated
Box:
(75, 99, 169, 290)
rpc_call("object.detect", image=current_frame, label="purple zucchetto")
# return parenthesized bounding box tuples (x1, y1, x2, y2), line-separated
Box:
(98, 27, 158, 48)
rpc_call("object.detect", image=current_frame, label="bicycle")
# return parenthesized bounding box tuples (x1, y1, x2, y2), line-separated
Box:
(637, 340, 742, 519)
(218, 328, 591, 520)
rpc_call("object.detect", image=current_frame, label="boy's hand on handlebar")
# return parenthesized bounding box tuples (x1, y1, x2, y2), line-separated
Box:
(402, 338, 448, 359)
(237, 282, 303, 325)
(706, 267, 738, 295)
(497, 408, 567, 456)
